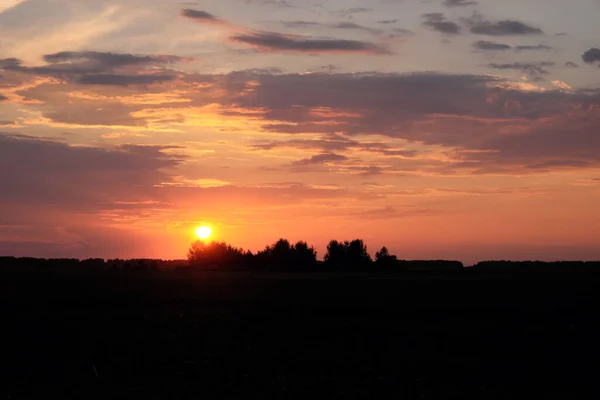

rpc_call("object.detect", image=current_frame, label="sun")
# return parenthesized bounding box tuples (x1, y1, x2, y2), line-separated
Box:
(195, 225, 212, 240)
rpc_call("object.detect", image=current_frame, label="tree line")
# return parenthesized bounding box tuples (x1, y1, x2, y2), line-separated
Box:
(187, 238, 463, 271)
(3, 244, 599, 275)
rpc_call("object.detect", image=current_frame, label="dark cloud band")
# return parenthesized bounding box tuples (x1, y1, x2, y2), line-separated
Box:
(465, 13, 543, 36)
(231, 31, 390, 54)
(473, 40, 511, 51)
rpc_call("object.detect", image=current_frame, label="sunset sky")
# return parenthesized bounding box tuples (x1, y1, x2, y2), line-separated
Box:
(1, 0, 600, 264)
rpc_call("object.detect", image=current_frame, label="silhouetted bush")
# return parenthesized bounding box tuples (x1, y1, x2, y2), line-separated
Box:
(255, 239, 318, 270)
(187, 240, 247, 269)
(293, 241, 318, 268)
(374, 247, 402, 270)
(324, 239, 372, 270)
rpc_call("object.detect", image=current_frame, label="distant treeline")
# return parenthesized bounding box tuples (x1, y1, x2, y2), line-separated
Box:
(186, 239, 463, 272)
(0, 257, 188, 274)
(2, 238, 598, 274)
(475, 261, 600, 272)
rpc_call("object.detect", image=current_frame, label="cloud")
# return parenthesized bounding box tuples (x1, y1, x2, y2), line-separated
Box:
(0, 58, 21, 69)
(525, 159, 591, 169)
(565, 61, 579, 68)
(330, 22, 384, 35)
(42, 51, 185, 67)
(350, 166, 385, 176)
(422, 13, 461, 35)
(515, 44, 553, 51)
(180, 9, 224, 25)
(0, 51, 185, 86)
(179, 9, 389, 54)
(340, 7, 373, 15)
(180, 8, 246, 31)
(253, 134, 355, 152)
(281, 20, 322, 28)
(0, 132, 374, 257)
(551, 80, 572, 91)
(231, 31, 390, 54)
(242, 0, 294, 7)
(281, 20, 384, 35)
(4, 49, 600, 261)
(0, 134, 183, 208)
(0, 3, 132, 67)
(582, 48, 600, 65)
(354, 206, 397, 218)
(7, 68, 600, 176)
(487, 62, 554, 76)
(444, 0, 477, 6)
(242, 0, 325, 14)
(252, 133, 418, 157)
(378, 19, 398, 25)
(473, 40, 511, 51)
(201, 70, 600, 174)
(0, 0, 26, 14)
(392, 28, 415, 37)
(75, 73, 177, 86)
(465, 13, 543, 36)
(291, 152, 349, 166)
(304, 64, 339, 74)
(0, 94, 8, 102)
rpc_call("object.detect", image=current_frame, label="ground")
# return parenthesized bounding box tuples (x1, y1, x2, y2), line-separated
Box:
(2, 270, 598, 398)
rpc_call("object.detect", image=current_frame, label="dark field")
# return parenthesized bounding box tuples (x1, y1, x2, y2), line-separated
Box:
(3, 270, 600, 398)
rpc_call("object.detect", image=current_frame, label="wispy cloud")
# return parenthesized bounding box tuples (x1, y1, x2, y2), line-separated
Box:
(516, 44, 553, 51)
(330, 22, 384, 35)
(181, 9, 390, 54)
(465, 13, 543, 36)
(487, 62, 554, 77)
(281, 20, 384, 35)
(181, 9, 225, 25)
(473, 40, 511, 51)
(291, 152, 349, 166)
(0, 51, 187, 86)
(443, 0, 477, 7)
(422, 13, 461, 35)
(231, 31, 390, 54)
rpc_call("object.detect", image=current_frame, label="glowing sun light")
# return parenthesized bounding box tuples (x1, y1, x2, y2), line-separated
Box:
(195, 225, 212, 240)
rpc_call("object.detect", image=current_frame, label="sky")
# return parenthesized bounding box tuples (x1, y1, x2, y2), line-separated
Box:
(1, 0, 600, 264)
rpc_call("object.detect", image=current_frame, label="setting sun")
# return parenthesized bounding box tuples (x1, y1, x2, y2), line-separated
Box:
(195, 225, 213, 240)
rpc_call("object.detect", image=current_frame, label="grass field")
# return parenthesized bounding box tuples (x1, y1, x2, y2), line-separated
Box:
(3, 270, 599, 398)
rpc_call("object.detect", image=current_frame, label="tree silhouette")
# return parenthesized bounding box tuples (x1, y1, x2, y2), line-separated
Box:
(375, 246, 400, 269)
(188, 240, 246, 268)
(323, 240, 344, 266)
(324, 239, 372, 269)
(292, 240, 318, 268)
(271, 238, 293, 261)
(256, 238, 318, 269)
(347, 239, 372, 266)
